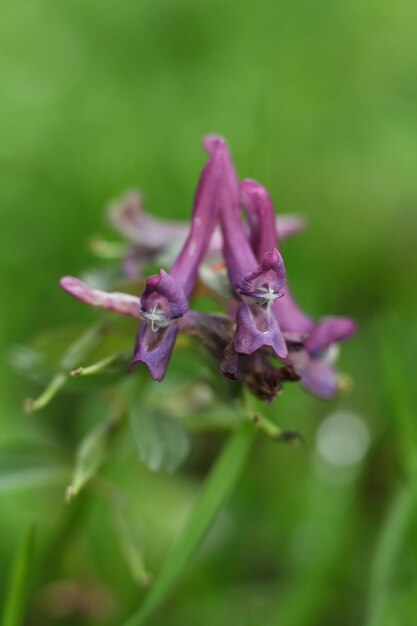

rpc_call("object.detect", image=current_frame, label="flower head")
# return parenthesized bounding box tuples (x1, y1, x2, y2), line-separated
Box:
(58, 278, 294, 401)
(130, 135, 225, 380)
(218, 144, 288, 359)
(240, 178, 357, 398)
(60, 134, 356, 400)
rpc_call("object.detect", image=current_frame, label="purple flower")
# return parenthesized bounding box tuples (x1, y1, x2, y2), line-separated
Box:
(292, 316, 357, 397)
(130, 135, 225, 380)
(108, 190, 187, 250)
(218, 144, 288, 359)
(180, 311, 298, 402)
(107, 189, 306, 280)
(240, 178, 357, 398)
(60, 134, 357, 400)
(58, 277, 295, 401)
(108, 191, 189, 280)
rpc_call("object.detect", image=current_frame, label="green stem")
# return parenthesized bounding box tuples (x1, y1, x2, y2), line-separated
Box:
(89, 237, 127, 258)
(122, 425, 256, 626)
(253, 412, 282, 438)
(24, 323, 106, 413)
(365, 482, 417, 626)
(2, 524, 36, 626)
(70, 351, 127, 377)
(24, 373, 67, 413)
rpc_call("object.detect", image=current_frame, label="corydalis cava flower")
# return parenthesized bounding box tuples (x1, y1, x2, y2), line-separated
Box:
(217, 142, 287, 360)
(60, 133, 356, 399)
(59, 277, 298, 402)
(129, 135, 225, 381)
(240, 179, 357, 398)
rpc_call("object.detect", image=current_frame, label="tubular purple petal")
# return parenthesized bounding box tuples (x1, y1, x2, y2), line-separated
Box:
(241, 179, 314, 335)
(129, 323, 179, 382)
(276, 215, 306, 240)
(240, 179, 277, 256)
(140, 269, 188, 330)
(240, 180, 306, 247)
(169, 135, 225, 296)
(240, 178, 357, 398)
(272, 287, 315, 335)
(60, 276, 142, 319)
(140, 136, 225, 322)
(305, 316, 358, 354)
(290, 348, 340, 398)
(219, 149, 287, 358)
(220, 157, 260, 281)
(136, 136, 226, 379)
(237, 249, 286, 304)
(234, 303, 288, 358)
(108, 190, 188, 248)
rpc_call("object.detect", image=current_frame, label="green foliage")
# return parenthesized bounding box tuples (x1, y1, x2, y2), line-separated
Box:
(365, 322, 417, 626)
(66, 412, 121, 501)
(1, 524, 36, 626)
(112, 505, 152, 588)
(129, 401, 190, 473)
(0, 441, 69, 495)
(123, 426, 255, 626)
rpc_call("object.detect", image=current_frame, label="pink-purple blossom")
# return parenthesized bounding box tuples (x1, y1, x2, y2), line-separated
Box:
(60, 134, 356, 398)
(241, 178, 357, 397)
(217, 141, 287, 360)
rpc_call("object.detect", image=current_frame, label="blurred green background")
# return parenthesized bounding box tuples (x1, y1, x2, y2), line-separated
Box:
(1, 0, 417, 625)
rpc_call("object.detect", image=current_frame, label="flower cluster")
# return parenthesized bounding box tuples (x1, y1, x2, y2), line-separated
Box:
(61, 135, 356, 401)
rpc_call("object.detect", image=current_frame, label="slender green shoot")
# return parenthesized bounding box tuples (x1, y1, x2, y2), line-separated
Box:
(121, 425, 256, 626)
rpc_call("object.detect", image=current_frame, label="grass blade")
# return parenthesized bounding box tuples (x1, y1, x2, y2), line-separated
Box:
(112, 506, 152, 588)
(366, 484, 416, 626)
(122, 425, 255, 626)
(365, 323, 417, 625)
(1, 524, 36, 626)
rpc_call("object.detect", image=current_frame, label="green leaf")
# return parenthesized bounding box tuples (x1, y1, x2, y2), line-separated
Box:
(122, 425, 255, 626)
(12, 326, 101, 381)
(13, 324, 133, 383)
(11, 327, 87, 381)
(1, 524, 36, 626)
(128, 399, 190, 472)
(366, 485, 417, 626)
(365, 329, 417, 626)
(14, 321, 135, 411)
(380, 329, 417, 476)
(57, 324, 105, 372)
(0, 441, 69, 495)
(112, 506, 152, 588)
(23, 324, 106, 412)
(66, 413, 121, 501)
